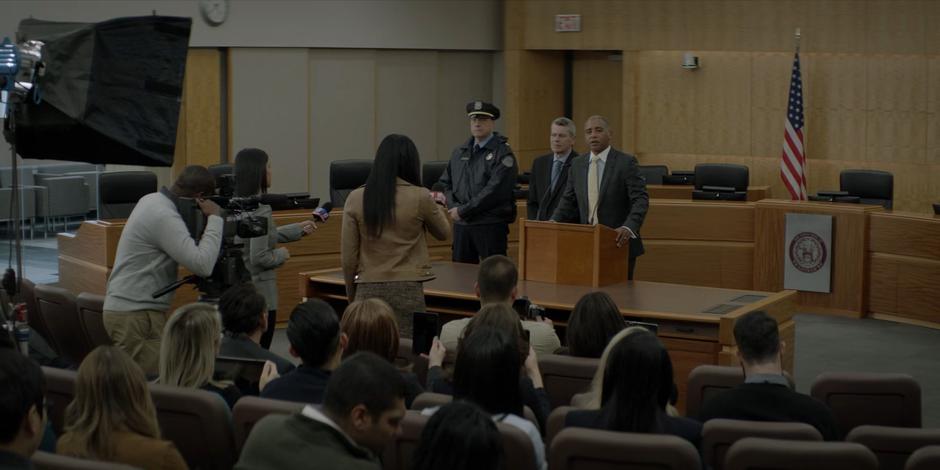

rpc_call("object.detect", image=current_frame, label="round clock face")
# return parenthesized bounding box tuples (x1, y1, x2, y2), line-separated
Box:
(200, 0, 229, 26)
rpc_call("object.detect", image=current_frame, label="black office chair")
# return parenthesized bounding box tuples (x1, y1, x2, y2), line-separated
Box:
(329, 159, 373, 207)
(423, 161, 449, 190)
(692, 163, 749, 201)
(638, 165, 669, 185)
(98, 171, 157, 219)
(840, 169, 893, 209)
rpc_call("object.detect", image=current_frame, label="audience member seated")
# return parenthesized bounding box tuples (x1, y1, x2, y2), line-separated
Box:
(57, 346, 187, 470)
(425, 326, 547, 470)
(158, 303, 258, 409)
(235, 352, 406, 470)
(439, 255, 560, 355)
(412, 400, 503, 470)
(218, 283, 295, 375)
(565, 328, 702, 448)
(0, 349, 46, 469)
(261, 299, 346, 404)
(562, 291, 625, 358)
(697, 310, 838, 440)
(427, 303, 551, 430)
(340, 299, 424, 407)
(572, 326, 650, 409)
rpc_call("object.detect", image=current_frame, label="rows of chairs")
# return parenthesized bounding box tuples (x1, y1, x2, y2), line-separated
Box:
(22, 280, 109, 365)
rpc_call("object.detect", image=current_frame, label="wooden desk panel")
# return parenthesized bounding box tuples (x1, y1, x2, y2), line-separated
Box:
(867, 212, 940, 328)
(754, 200, 883, 317)
(643, 200, 755, 242)
(647, 185, 769, 201)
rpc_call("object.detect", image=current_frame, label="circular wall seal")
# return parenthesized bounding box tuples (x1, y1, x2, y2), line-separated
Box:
(788, 232, 827, 273)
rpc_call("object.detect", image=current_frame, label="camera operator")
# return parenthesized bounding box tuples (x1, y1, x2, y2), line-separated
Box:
(103, 165, 224, 376)
(234, 148, 316, 349)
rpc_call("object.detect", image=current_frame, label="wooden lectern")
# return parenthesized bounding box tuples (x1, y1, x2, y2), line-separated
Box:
(518, 219, 628, 287)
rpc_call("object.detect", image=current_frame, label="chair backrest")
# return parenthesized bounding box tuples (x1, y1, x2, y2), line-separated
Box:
(422, 160, 449, 190)
(847, 425, 940, 470)
(41, 366, 77, 436)
(20, 278, 54, 350)
(694, 163, 749, 191)
(231, 396, 304, 453)
(383, 410, 537, 470)
(410, 392, 540, 431)
(149, 383, 237, 470)
(396, 338, 413, 368)
(98, 171, 157, 219)
(638, 164, 669, 185)
(686, 365, 795, 419)
(546, 406, 574, 447)
(32, 451, 140, 470)
(537, 354, 598, 409)
(550, 427, 701, 470)
(702, 418, 823, 470)
(34, 284, 92, 365)
(907, 446, 940, 470)
(840, 169, 893, 208)
(811, 372, 921, 436)
(76, 292, 111, 348)
(725, 437, 878, 470)
(329, 159, 373, 207)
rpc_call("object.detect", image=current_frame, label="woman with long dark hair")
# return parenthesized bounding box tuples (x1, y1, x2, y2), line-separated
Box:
(564, 329, 701, 446)
(341, 134, 451, 337)
(565, 291, 625, 358)
(234, 148, 316, 349)
(412, 401, 503, 470)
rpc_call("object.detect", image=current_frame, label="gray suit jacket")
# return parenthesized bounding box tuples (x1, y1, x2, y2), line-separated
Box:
(240, 204, 305, 310)
(550, 148, 649, 257)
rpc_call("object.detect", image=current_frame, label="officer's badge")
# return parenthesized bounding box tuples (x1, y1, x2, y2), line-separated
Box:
(474, 101, 483, 110)
(485, 153, 494, 161)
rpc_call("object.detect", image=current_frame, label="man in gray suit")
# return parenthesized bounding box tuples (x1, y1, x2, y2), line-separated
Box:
(550, 115, 649, 279)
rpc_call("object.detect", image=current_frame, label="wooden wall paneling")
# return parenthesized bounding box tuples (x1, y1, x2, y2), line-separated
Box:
(621, 52, 638, 153)
(171, 104, 187, 179)
(520, 0, 627, 51)
(436, 52, 495, 161)
(928, 1, 940, 55)
(865, 1, 926, 55)
(504, 0, 526, 51)
(750, 53, 791, 159)
(865, 56, 928, 165)
(643, 200, 755, 242)
(376, 51, 439, 161)
(868, 212, 940, 260)
(637, 241, 754, 289)
(504, 50, 565, 171)
(868, 254, 940, 326)
(802, 0, 867, 54)
(635, 52, 698, 154)
(572, 51, 623, 150)
(693, 52, 752, 156)
(925, 57, 939, 165)
(801, 53, 868, 162)
(183, 48, 223, 168)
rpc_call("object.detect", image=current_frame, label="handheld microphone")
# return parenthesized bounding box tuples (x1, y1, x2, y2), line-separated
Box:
(312, 201, 333, 222)
(430, 183, 447, 206)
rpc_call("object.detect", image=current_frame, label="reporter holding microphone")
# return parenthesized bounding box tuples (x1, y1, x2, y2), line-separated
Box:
(234, 148, 316, 349)
(341, 134, 451, 337)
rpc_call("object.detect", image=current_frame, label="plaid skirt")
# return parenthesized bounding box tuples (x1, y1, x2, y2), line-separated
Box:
(354, 281, 425, 338)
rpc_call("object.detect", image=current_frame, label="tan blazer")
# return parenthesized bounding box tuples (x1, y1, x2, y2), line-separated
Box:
(342, 179, 451, 298)
(57, 431, 188, 470)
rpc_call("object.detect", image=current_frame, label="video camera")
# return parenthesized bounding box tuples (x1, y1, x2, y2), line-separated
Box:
(154, 193, 269, 302)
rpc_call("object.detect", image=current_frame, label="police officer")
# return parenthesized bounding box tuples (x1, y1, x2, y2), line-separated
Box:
(438, 100, 518, 263)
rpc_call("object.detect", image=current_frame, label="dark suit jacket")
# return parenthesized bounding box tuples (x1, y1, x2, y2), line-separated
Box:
(527, 151, 577, 220)
(550, 147, 649, 257)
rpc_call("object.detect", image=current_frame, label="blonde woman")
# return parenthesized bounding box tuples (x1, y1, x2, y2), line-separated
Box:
(57, 346, 188, 470)
(157, 303, 276, 408)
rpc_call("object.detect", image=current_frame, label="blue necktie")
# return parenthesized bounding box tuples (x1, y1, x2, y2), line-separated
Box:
(550, 159, 563, 191)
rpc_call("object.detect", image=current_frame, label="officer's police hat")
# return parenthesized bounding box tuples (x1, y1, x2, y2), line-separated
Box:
(466, 100, 500, 120)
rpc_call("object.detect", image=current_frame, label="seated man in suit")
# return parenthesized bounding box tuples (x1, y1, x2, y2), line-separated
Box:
(218, 283, 295, 375)
(260, 299, 347, 404)
(528, 117, 578, 221)
(438, 255, 560, 356)
(551, 115, 649, 280)
(236, 352, 407, 470)
(697, 310, 839, 440)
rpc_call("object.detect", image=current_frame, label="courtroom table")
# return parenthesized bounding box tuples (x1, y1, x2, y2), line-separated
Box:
(301, 262, 797, 412)
(647, 184, 770, 201)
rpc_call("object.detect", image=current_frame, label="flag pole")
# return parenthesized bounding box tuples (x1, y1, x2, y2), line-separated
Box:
(794, 27, 801, 53)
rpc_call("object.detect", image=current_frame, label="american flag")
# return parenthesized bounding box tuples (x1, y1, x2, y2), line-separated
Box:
(780, 52, 807, 200)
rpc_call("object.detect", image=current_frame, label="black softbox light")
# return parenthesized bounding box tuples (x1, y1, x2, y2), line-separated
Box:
(9, 16, 191, 166)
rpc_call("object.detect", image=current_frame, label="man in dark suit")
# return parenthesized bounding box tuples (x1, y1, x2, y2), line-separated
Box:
(550, 115, 649, 279)
(527, 117, 578, 221)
